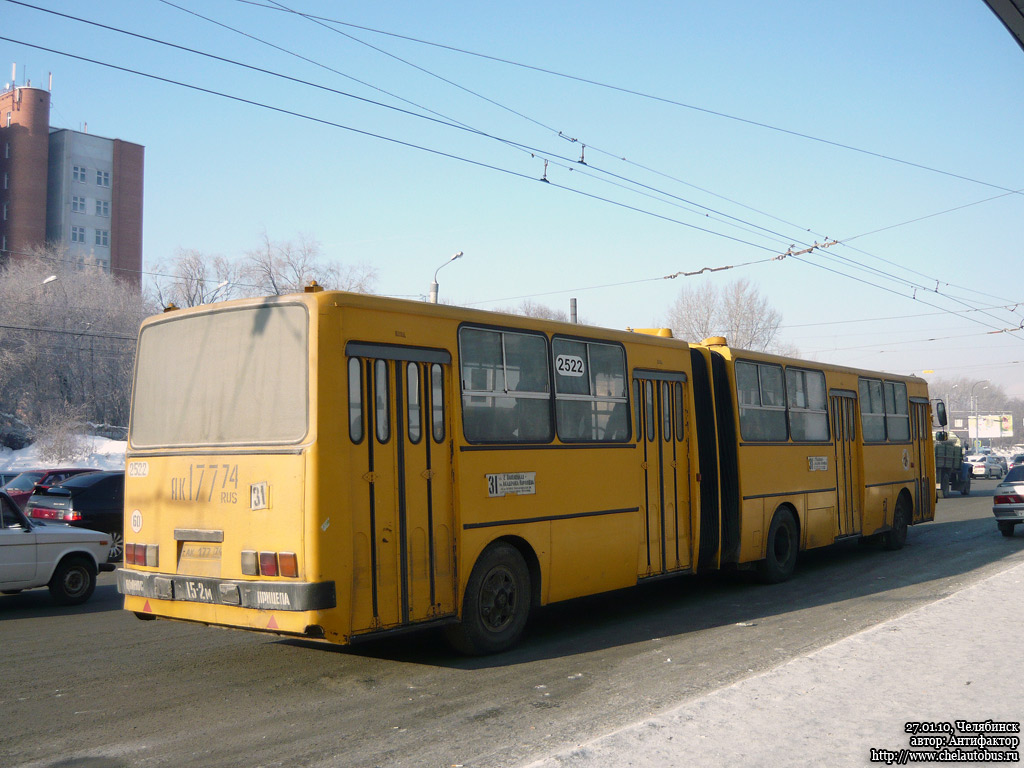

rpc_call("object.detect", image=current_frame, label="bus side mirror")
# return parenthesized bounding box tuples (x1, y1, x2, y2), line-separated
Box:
(934, 401, 948, 427)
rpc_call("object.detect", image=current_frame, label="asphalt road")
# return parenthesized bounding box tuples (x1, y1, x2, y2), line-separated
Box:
(4, 480, 1022, 768)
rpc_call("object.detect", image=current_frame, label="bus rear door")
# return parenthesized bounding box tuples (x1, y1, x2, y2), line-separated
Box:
(347, 345, 456, 633)
(633, 372, 692, 577)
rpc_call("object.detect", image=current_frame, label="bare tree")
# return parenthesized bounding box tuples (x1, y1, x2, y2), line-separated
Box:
(665, 278, 786, 352)
(243, 231, 377, 295)
(0, 246, 150, 439)
(496, 300, 572, 323)
(150, 248, 244, 308)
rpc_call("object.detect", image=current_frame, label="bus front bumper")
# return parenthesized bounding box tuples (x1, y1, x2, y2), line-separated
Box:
(117, 568, 336, 612)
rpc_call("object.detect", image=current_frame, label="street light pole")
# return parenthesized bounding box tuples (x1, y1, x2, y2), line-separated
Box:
(970, 380, 989, 447)
(429, 251, 463, 304)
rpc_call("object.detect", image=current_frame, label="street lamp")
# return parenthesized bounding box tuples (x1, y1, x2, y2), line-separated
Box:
(969, 380, 989, 446)
(429, 251, 463, 304)
(208, 280, 230, 303)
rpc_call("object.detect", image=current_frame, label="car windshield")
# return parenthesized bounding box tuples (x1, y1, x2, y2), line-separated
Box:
(1004, 466, 1024, 483)
(5, 472, 45, 491)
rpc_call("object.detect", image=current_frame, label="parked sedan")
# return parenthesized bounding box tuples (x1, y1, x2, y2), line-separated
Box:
(967, 454, 1003, 478)
(3, 468, 98, 510)
(993, 466, 1024, 537)
(26, 471, 124, 562)
(1, 490, 114, 604)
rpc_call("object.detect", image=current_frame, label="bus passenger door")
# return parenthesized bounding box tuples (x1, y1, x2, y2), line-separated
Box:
(348, 348, 455, 633)
(830, 392, 862, 537)
(633, 373, 691, 577)
(909, 400, 932, 523)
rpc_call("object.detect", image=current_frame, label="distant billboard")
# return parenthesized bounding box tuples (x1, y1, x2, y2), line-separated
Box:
(969, 414, 1014, 439)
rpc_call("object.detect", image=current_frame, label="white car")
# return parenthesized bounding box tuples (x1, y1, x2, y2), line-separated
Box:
(967, 454, 1003, 479)
(1, 490, 115, 604)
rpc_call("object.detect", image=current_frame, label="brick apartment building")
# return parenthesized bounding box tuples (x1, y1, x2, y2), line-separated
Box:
(0, 77, 144, 287)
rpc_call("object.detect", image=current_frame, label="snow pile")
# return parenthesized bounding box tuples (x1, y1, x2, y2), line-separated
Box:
(0, 436, 127, 473)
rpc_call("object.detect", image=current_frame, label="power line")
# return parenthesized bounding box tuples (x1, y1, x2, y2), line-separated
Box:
(234, 0, 1024, 197)
(11, 3, 1020, 325)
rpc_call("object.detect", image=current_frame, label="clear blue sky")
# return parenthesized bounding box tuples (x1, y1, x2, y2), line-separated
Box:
(4, 0, 1023, 397)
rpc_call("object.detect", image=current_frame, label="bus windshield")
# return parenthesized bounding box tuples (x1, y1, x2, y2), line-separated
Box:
(129, 303, 309, 448)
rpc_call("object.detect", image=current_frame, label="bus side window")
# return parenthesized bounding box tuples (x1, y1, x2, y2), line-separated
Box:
(673, 382, 684, 439)
(645, 380, 655, 442)
(407, 363, 422, 444)
(633, 380, 642, 442)
(431, 364, 445, 443)
(348, 358, 364, 443)
(375, 359, 390, 443)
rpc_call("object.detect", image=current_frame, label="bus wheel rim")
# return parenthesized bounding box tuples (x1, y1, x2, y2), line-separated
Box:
(480, 566, 516, 632)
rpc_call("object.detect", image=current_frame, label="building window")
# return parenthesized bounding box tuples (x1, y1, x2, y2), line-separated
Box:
(95, 229, 110, 247)
(95, 199, 110, 217)
(72, 195, 87, 213)
(71, 225, 86, 243)
(96, 170, 110, 188)
(2, 202, 7, 221)
(3, 172, 7, 189)
(73, 165, 86, 182)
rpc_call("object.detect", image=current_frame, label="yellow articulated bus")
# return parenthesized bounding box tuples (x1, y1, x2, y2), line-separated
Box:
(117, 287, 939, 654)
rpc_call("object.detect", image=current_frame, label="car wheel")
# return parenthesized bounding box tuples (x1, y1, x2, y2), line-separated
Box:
(998, 521, 1016, 538)
(444, 542, 532, 655)
(757, 507, 799, 584)
(883, 496, 910, 551)
(106, 530, 124, 563)
(48, 556, 97, 605)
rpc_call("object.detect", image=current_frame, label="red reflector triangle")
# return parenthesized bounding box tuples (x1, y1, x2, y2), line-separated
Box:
(143, 600, 153, 613)
(267, 615, 279, 629)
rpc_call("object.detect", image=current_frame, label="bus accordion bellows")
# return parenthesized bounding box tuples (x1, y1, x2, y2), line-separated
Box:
(117, 287, 940, 654)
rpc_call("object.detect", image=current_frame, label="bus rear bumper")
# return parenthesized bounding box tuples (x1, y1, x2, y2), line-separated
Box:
(117, 568, 336, 612)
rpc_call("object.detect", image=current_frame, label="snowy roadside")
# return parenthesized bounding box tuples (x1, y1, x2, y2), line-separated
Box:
(521, 561, 1024, 768)
(0, 437, 127, 474)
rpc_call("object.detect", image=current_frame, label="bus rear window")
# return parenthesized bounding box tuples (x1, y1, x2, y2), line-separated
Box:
(130, 304, 309, 448)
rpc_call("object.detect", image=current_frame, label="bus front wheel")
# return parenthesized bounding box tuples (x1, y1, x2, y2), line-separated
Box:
(757, 508, 798, 584)
(445, 543, 531, 655)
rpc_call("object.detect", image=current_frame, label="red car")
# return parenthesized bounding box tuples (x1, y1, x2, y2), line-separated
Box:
(2, 468, 98, 510)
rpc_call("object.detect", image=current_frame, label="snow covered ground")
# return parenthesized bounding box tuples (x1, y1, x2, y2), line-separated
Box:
(0, 437, 126, 474)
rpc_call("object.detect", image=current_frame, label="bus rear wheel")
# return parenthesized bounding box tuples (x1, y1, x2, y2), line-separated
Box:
(445, 543, 531, 655)
(883, 496, 910, 551)
(757, 508, 798, 584)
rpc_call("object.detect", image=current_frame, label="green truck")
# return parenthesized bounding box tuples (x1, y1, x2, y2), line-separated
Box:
(935, 432, 971, 497)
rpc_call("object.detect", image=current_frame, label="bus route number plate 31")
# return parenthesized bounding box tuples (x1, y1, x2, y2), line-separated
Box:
(486, 472, 536, 498)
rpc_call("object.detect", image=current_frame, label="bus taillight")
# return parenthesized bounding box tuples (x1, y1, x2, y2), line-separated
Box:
(259, 552, 278, 577)
(125, 543, 158, 567)
(279, 552, 298, 578)
(241, 550, 298, 577)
